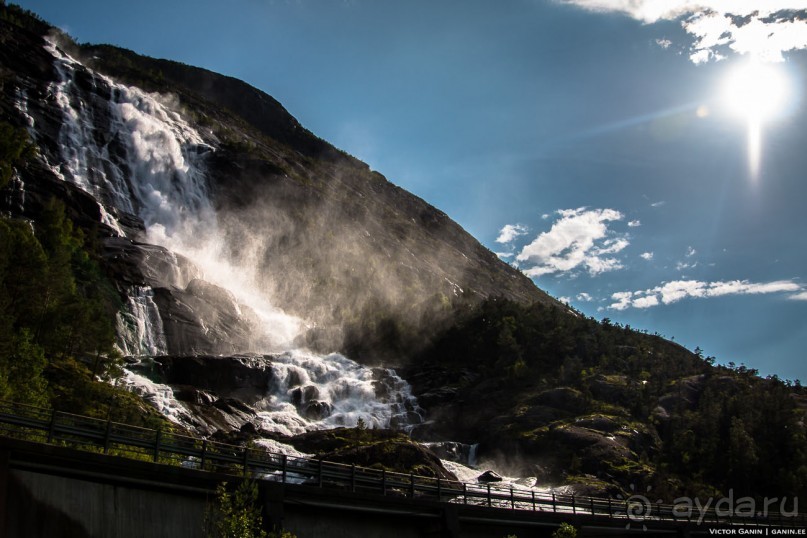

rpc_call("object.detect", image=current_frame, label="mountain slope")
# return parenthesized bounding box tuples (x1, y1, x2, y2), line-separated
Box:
(2, 4, 805, 503)
(92, 45, 559, 362)
(2, 10, 555, 364)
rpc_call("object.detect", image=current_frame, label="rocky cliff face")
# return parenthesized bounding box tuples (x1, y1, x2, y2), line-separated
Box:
(1, 12, 554, 367)
(4, 7, 806, 501)
(0, 7, 558, 445)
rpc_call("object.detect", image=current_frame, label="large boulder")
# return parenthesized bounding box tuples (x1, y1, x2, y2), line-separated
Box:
(288, 428, 458, 481)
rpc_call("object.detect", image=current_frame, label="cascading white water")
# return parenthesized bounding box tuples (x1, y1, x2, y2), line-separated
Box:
(43, 38, 301, 351)
(37, 39, 425, 434)
(118, 364, 197, 429)
(255, 350, 422, 436)
(116, 286, 167, 357)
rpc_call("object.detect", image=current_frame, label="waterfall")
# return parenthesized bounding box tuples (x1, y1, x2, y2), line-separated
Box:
(256, 350, 423, 436)
(118, 364, 196, 429)
(116, 286, 167, 357)
(424, 441, 480, 466)
(37, 39, 425, 434)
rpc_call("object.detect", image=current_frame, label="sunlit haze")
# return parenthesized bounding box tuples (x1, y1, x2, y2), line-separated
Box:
(721, 59, 795, 178)
(17, 0, 807, 382)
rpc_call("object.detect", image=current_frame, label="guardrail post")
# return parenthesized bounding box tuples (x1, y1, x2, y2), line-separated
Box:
(350, 464, 356, 492)
(487, 484, 491, 507)
(47, 410, 57, 443)
(282, 455, 288, 484)
(153, 429, 162, 463)
(103, 420, 112, 454)
(552, 492, 557, 513)
(318, 458, 323, 488)
(590, 497, 595, 516)
(200, 440, 207, 470)
(381, 469, 386, 496)
(572, 495, 576, 514)
(531, 490, 535, 511)
(409, 473, 414, 498)
(437, 477, 442, 501)
(242, 446, 249, 475)
(463, 483, 468, 505)
(608, 497, 612, 518)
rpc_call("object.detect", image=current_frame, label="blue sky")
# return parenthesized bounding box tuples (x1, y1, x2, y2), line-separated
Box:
(18, 0, 807, 381)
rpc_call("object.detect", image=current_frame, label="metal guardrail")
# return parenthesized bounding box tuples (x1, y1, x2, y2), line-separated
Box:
(0, 400, 804, 529)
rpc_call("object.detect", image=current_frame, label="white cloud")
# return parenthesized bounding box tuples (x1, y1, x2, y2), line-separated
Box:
(496, 252, 514, 259)
(516, 207, 628, 277)
(686, 246, 697, 257)
(628, 219, 641, 227)
(633, 294, 661, 308)
(656, 38, 673, 49)
(561, 0, 807, 63)
(608, 278, 803, 310)
(496, 223, 528, 244)
(577, 292, 594, 302)
(651, 201, 666, 207)
(790, 291, 807, 301)
(640, 251, 654, 260)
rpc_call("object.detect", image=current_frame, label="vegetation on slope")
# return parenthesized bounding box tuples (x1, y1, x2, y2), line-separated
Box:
(411, 297, 807, 500)
(0, 204, 162, 424)
(0, 124, 164, 425)
(2, 3, 804, 505)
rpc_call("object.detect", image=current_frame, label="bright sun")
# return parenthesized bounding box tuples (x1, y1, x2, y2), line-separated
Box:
(723, 60, 791, 122)
(721, 60, 793, 179)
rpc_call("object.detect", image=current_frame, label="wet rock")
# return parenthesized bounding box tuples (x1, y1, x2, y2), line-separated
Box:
(388, 411, 423, 430)
(303, 401, 332, 421)
(290, 385, 320, 406)
(171, 385, 216, 405)
(424, 442, 478, 465)
(103, 238, 199, 289)
(153, 355, 272, 403)
(477, 470, 503, 483)
(417, 387, 459, 408)
(240, 422, 258, 435)
(287, 428, 458, 481)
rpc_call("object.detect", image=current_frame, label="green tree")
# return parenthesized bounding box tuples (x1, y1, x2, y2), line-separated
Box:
(0, 329, 47, 406)
(0, 202, 123, 413)
(0, 121, 35, 189)
(205, 481, 272, 538)
(552, 523, 578, 538)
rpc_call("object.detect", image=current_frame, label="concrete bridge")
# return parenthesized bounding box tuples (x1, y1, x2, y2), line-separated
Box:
(0, 402, 803, 537)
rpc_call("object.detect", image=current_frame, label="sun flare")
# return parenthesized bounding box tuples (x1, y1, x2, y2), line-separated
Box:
(723, 60, 791, 122)
(722, 60, 793, 179)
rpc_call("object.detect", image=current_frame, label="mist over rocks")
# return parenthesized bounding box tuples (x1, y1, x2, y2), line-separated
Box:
(124, 352, 424, 438)
(3, 5, 807, 502)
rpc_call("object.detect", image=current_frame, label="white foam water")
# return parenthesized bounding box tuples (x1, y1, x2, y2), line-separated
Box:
(116, 285, 167, 357)
(118, 367, 196, 429)
(255, 350, 422, 436)
(37, 39, 426, 436)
